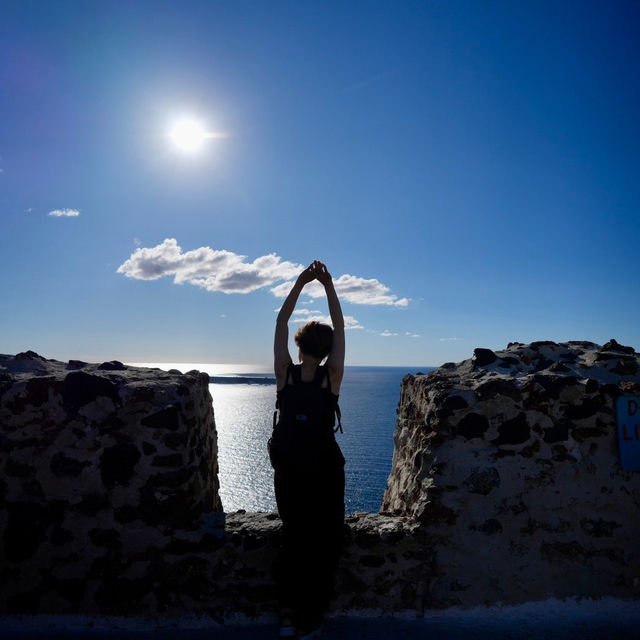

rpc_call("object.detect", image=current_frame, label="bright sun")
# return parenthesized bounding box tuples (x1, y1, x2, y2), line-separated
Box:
(169, 119, 210, 152)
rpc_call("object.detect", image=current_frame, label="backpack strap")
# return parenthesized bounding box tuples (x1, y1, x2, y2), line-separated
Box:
(312, 364, 328, 387)
(273, 363, 295, 427)
(334, 403, 343, 434)
(324, 367, 343, 434)
(290, 363, 302, 386)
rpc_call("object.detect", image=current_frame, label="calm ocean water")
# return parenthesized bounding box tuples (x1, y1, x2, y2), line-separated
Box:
(131, 363, 433, 514)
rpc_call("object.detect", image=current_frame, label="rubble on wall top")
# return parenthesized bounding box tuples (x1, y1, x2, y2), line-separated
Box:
(412, 339, 640, 393)
(0, 351, 209, 384)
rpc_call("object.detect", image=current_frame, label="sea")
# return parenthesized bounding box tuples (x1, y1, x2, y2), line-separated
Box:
(129, 363, 433, 514)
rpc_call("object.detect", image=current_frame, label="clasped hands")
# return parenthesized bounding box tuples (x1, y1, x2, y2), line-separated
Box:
(298, 260, 332, 286)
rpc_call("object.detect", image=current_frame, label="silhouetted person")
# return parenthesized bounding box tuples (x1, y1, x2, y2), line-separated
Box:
(270, 260, 346, 639)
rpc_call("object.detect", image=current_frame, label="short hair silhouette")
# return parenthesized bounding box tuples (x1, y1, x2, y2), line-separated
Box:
(295, 321, 333, 359)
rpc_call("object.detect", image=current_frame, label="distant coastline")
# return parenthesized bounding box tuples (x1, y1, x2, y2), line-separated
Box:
(127, 362, 436, 380)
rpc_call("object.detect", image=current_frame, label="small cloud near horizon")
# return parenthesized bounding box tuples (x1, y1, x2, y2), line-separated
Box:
(440, 337, 462, 342)
(405, 331, 421, 338)
(117, 238, 408, 307)
(380, 329, 398, 337)
(290, 308, 363, 330)
(48, 208, 80, 217)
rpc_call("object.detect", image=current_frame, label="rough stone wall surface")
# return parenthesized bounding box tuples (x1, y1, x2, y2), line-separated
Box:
(0, 352, 221, 614)
(160, 511, 431, 621)
(0, 353, 428, 619)
(382, 340, 640, 607)
(3, 341, 639, 619)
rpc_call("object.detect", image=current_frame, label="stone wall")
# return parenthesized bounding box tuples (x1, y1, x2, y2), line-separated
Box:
(136, 511, 431, 621)
(0, 352, 221, 614)
(0, 352, 429, 618)
(382, 339, 640, 607)
(2, 341, 639, 620)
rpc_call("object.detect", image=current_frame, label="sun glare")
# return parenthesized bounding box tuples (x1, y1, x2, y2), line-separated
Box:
(170, 119, 209, 152)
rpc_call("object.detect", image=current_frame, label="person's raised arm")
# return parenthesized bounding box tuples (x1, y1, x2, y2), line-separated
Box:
(314, 262, 345, 394)
(274, 263, 316, 388)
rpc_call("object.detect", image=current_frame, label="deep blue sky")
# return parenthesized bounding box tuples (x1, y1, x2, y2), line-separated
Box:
(1, 1, 639, 366)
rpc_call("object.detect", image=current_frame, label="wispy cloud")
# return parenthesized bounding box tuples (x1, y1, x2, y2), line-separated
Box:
(405, 331, 421, 338)
(48, 208, 80, 217)
(292, 309, 324, 317)
(380, 329, 398, 337)
(290, 308, 363, 330)
(117, 238, 408, 307)
(440, 337, 462, 342)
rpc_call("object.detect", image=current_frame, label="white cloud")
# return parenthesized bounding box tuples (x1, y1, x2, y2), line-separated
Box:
(270, 281, 310, 298)
(118, 238, 408, 308)
(292, 309, 324, 317)
(48, 208, 80, 217)
(290, 308, 363, 330)
(405, 331, 421, 338)
(333, 274, 409, 307)
(380, 329, 398, 337)
(117, 238, 302, 294)
(344, 317, 364, 330)
(440, 337, 462, 342)
(271, 274, 408, 307)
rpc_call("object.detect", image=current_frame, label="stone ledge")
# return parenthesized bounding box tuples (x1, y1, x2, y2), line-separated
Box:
(0, 510, 431, 619)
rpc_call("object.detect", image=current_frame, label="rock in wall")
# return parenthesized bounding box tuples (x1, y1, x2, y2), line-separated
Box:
(382, 339, 640, 607)
(0, 351, 220, 613)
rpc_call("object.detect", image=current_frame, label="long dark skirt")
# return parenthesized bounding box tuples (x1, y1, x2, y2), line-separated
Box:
(273, 461, 345, 630)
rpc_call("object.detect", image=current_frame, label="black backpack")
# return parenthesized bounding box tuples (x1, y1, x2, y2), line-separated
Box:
(268, 364, 343, 475)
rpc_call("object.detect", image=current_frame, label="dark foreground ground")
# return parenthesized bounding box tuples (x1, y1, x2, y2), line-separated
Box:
(2, 599, 639, 640)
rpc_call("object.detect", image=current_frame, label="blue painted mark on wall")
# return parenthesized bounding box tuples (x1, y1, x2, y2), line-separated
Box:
(617, 397, 640, 471)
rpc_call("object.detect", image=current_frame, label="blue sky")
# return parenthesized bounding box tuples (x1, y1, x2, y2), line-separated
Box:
(1, 1, 639, 367)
